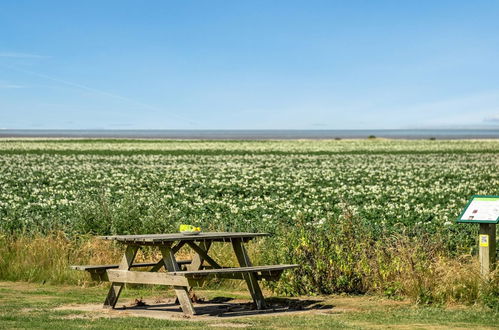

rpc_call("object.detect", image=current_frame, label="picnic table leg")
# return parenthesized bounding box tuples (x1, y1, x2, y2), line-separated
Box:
(103, 245, 139, 308)
(182, 240, 212, 303)
(160, 245, 196, 315)
(231, 238, 266, 309)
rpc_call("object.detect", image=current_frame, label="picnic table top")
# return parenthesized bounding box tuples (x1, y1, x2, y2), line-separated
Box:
(100, 232, 270, 244)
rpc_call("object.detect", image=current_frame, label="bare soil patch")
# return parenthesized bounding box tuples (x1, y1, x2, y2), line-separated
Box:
(56, 296, 333, 321)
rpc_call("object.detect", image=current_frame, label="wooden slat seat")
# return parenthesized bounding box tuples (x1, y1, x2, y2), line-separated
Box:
(70, 260, 192, 272)
(171, 264, 298, 280)
(171, 264, 298, 276)
(100, 265, 298, 287)
(71, 260, 192, 281)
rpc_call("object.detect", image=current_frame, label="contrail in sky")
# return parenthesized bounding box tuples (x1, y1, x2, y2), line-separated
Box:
(0, 64, 197, 125)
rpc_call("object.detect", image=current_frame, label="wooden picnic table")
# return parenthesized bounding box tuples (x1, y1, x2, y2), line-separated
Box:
(71, 232, 298, 315)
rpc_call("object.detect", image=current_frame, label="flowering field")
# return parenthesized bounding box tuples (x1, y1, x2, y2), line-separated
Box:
(1, 139, 498, 238)
(1, 139, 498, 302)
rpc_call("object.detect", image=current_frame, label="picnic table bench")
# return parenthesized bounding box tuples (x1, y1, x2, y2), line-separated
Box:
(71, 232, 298, 315)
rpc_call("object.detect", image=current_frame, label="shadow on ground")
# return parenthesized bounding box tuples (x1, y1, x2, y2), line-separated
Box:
(113, 296, 333, 318)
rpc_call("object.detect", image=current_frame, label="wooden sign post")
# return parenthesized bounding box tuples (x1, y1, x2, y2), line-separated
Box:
(456, 195, 498, 277)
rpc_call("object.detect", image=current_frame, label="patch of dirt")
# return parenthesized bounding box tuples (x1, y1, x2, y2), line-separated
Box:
(209, 323, 250, 328)
(55, 304, 146, 320)
(1, 282, 412, 323)
(55, 296, 334, 321)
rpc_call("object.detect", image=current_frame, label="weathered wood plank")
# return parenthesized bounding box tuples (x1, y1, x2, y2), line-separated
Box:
(106, 270, 190, 286)
(185, 271, 285, 280)
(232, 238, 266, 310)
(100, 232, 269, 244)
(88, 267, 285, 282)
(72, 262, 157, 271)
(160, 245, 196, 315)
(170, 264, 298, 276)
(103, 245, 138, 309)
(71, 260, 192, 271)
(184, 240, 211, 291)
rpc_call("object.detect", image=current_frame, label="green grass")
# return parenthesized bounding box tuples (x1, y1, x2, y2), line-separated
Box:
(0, 281, 497, 329)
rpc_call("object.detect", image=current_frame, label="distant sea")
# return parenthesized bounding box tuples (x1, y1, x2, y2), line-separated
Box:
(1, 129, 499, 139)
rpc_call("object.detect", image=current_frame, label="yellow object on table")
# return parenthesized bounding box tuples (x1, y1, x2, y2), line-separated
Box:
(179, 224, 201, 232)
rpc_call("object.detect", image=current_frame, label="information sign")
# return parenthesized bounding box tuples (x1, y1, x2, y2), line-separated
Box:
(456, 195, 499, 224)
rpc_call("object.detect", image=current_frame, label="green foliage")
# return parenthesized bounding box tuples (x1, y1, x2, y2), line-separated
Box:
(262, 209, 498, 308)
(0, 139, 498, 307)
(264, 209, 372, 295)
(482, 273, 499, 312)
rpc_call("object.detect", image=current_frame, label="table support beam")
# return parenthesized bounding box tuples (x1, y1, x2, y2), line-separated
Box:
(231, 238, 266, 309)
(106, 269, 190, 286)
(160, 245, 196, 315)
(103, 245, 138, 308)
(186, 241, 221, 269)
(188, 241, 211, 271)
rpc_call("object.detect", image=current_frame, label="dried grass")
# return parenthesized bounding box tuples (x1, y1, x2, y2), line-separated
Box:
(0, 232, 496, 307)
(0, 233, 258, 289)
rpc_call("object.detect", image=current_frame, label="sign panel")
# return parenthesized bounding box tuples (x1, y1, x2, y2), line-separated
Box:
(456, 195, 499, 224)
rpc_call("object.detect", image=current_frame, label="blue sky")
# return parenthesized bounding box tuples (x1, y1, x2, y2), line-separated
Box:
(1, 0, 499, 129)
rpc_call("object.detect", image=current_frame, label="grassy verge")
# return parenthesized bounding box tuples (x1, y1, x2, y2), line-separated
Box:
(0, 281, 497, 329)
(1, 233, 497, 309)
